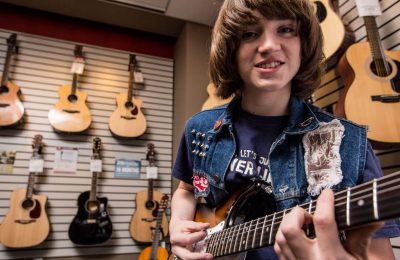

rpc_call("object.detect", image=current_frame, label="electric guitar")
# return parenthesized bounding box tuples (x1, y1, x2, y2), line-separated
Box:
(68, 137, 113, 245)
(192, 173, 400, 258)
(201, 83, 233, 111)
(0, 135, 49, 248)
(334, 2, 400, 148)
(0, 33, 24, 127)
(138, 195, 169, 260)
(109, 54, 147, 137)
(130, 143, 169, 243)
(48, 45, 92, 133)
(311, 0, 354, 70)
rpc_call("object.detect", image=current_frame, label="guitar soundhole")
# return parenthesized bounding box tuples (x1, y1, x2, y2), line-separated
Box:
(21, 198, 35, 210)
(145, 200, 155, 210)
(68, 94, 78, 103)
(125, 101, 134, 109)
(0, 85, 9, 94)
(131, 106, 138, 116)
(371, 59, 392, 77)
(86, 200, 99, 213)
(314, 1, 327, 23)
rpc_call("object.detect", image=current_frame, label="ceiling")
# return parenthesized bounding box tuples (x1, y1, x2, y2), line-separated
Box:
(0, 0, 223, 37)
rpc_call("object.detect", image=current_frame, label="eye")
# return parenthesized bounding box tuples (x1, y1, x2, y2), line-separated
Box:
(278, 26, 296, 34)
(241, 31, 259, 41)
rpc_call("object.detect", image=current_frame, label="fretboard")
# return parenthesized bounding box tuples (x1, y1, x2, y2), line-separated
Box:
(89, 171, 98, 202)
(205, 171, 400, 257)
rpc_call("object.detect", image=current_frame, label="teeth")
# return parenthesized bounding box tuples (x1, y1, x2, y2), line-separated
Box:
(258, 61, 281, 69)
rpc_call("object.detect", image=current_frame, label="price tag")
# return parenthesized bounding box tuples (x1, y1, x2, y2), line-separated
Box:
(29, 159, 44, 172)
(134, 70, 144, 84)
(355, 0, 382, 17)
(146, 166, 158, 179)
(70, 57, 85, 74)
(91, 159, 102, 173)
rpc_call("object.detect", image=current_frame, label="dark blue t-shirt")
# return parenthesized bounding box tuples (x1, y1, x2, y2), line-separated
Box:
(172, 107, 400, 259)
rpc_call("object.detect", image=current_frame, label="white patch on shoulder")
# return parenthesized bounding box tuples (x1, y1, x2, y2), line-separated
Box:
(302, 119, 345, 196)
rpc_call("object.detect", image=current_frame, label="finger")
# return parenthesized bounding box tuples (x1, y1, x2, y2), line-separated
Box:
(171, 229, 208, 246)
(277, 206, 313, 258)
(313, 188, 342, 253)
(184, 221, 211, 232)
(172, 245, 213, 260)
(275, 227, 297, 260)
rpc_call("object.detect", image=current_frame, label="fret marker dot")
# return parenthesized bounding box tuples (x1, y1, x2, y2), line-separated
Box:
(357, 199, 364, 206)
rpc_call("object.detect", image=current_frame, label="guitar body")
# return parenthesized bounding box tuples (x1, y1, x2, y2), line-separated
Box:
(0, 188, 49, 248)
(0, 78, 24, 126)
(202, 83, 233, 111)
(130, 190, 169, 243)
(109, 91, 147, 137)
(48, 85, 92, 133)
(68, 191, 113, 245)
(335, 42, 400, 145)
(138, 246, 169, 260)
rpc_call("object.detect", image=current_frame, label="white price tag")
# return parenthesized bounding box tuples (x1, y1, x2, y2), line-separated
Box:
(70, 58, 85, 74)
(29, 159, 44, 172)
(146, 166, 158, 179)
(91, 159, 102, 173)
(134, 70, 144, 84)
(355, 0, 382, 17)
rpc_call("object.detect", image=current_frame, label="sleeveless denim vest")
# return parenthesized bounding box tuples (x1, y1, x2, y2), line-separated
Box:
(184, 96, 368, 210)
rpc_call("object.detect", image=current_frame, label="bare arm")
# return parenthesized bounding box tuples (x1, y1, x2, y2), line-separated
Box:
(368, 238, 395, 260)
(169, 181, 213, 260)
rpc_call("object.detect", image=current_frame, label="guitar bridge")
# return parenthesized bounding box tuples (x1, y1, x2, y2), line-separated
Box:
(0, 103, 10, 107)
(62, 109, 80, 113)
(141, 217, 155, 222)
(15, 219, 36, 224)
(371, 95, 400, 103)
(121, 116, 136, 120)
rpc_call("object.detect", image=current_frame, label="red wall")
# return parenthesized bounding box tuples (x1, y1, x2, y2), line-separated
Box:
(0, 2, 175, 59)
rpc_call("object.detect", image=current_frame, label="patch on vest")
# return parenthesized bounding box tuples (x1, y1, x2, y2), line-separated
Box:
(303, 119, 344, 196)
(193, 175, 209, 192)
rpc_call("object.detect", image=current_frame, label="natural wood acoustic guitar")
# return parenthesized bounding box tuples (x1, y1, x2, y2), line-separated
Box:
(0, 135, 49, 248)
(130, 143, 169, 243)
(138, 195, 169, 260)
(0, 33, 24, 127)
(334, 7, 400, 147)
(201, 83, 233, 111)
(109, 54, 147, 137)
(311, 0, 354, 70)
(68, 137, 113, 245)
(48, 45, 92, 133)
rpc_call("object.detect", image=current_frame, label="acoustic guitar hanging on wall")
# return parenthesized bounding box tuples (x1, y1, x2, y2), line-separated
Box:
(334, 0, 400, 148)
(109, 54, 147, 137)
(0, 33, 24, 127)
(48, 45, 92, 133)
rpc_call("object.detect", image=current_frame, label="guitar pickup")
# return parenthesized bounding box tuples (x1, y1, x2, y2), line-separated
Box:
(15, 219, 36, 224)
(371, 95, 400, 103)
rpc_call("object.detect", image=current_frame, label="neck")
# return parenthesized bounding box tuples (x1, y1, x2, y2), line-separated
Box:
(241, 89, 290, 116)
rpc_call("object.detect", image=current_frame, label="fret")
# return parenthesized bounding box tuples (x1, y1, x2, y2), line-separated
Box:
(251, 218, 260, 249)
(219, 228, 228, 256)
(259, 215, 267, 247)
(306, 201, 313, 236)
(233, 224, 240, 254)
(238, 222, 247, 252)
(215, 227, 224, 256)
(373, 179, 378, 220)
(268, 212, 276, 245)
(229, 224, 238, 254)
(244, 219, 253, 250)
(346, 187, 351, 226)
(224, 225, 234, 255)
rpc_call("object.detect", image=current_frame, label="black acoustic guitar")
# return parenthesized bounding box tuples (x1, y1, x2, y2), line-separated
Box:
(68, 137, 113, 245)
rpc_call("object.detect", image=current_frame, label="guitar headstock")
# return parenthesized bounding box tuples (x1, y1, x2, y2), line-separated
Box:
(146, 143, 156, 167)
(31, 134, 43, 159)
(74, 45, 84, 59)
(159, 195, 169, 212)
(92, 137, 102, 160)
(7, 33, 18, 54)
(129, 54, 137, 73)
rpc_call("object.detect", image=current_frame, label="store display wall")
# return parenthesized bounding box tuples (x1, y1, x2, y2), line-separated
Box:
(0, 29, 173, 259)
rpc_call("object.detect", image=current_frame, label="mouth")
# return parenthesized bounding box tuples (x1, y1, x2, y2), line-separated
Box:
(255, 61, 284, 69)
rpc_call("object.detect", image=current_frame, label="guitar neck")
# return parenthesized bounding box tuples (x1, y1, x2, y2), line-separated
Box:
(89, 171, 98, 201)
(127, 69, 134, 102)
(25, 172, 36, 200)
(150, 210, 164, 258)
(71, 73, 78, 96)
(363, 16, 391, 76)
(147, 179, 154, 202)
(206, 171, 400, 257)
(1, 50, 13, 86)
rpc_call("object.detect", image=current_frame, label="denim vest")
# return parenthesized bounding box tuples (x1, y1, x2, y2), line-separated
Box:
(184, 96, 367, 210)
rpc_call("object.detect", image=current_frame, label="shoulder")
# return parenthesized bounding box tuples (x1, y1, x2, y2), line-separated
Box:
(185, 104, 229, 133)
(307, 102, 367, 132)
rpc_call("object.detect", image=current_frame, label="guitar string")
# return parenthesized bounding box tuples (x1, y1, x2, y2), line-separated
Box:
(205, 171, 400, 255)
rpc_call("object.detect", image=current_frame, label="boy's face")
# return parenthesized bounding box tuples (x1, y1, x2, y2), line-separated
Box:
(236, 11, 301, 97)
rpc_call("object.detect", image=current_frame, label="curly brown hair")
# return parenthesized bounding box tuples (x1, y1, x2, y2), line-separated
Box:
(209, 0, 324, 100)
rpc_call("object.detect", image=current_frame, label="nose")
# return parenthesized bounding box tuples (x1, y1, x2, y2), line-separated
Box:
(258, 32, 281, 53)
